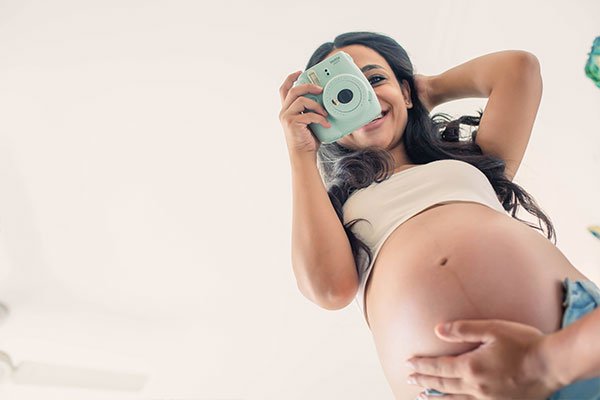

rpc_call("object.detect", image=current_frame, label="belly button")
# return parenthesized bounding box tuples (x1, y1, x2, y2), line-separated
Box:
(439, 257, 449, 266)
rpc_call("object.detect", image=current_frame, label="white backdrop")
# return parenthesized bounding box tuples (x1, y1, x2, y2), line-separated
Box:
(0, 0, 599, 399)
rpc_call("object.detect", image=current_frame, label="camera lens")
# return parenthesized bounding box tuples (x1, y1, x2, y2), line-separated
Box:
(337, 88, 353, 104)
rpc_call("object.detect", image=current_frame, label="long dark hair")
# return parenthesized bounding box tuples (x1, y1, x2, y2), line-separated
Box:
(306, 31, 555, 276)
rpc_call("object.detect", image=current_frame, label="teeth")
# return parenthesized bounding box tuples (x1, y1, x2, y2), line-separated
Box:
(367, 111, 387, 125)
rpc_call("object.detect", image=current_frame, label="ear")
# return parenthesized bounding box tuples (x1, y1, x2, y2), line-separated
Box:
(401, 79, 413, 109)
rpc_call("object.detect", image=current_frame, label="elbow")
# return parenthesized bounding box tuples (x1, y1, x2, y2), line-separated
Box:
(513, 51, 542, 79)
(322, 289, 357, 310)
(293, 257, 360, 310)
(522, 51, 543, 96)
(297, 278, 358, 311)
(507, 51, 543, 94)
(513, 50, 540, 70)
(321, 277, 359, 310)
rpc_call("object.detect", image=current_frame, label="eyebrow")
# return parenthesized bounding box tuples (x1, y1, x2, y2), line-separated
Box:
(360, 64, 385, 73)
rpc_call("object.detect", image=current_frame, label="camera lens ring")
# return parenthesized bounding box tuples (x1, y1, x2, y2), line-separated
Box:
(322, 74, 368, 119)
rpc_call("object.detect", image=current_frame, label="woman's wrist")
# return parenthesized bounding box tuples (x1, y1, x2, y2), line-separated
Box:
(424, 74, 442, 109)
(526, 334, 571, 392)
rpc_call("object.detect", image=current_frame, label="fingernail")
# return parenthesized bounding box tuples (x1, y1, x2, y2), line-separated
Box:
(407, 377, 416, 385)
(441, 322, 452, 333)
(405, 359, 415, 369)
(437, 322, 451, 335)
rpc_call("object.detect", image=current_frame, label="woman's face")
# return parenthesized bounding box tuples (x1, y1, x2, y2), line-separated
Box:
(324, 44, 413, 151)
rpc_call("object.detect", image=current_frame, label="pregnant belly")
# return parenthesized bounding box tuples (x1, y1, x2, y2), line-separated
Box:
(364, 201, 588, 399)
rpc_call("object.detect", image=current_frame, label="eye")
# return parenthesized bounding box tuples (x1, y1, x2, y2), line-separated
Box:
(368, 76, 385, 85)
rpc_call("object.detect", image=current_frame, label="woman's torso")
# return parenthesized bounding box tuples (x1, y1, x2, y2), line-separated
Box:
(363, 166, 588, 399)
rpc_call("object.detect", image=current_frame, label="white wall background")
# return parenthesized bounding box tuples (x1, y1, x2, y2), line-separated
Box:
(0, 0, 599, 399)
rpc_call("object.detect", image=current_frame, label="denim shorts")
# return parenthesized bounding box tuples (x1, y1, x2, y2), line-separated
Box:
(423, 278, 600, 399)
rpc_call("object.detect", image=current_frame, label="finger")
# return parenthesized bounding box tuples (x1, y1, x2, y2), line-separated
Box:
(407, 355, 462, 378)
(409, 373, 465, 395)
(435, 320, 504, 343)
(281, 106, 330, 129)
(295, 112, 331, 128)
(279, 70, 303, 104)
(286, 96, 328, 118)
(280, 84, 325, 117)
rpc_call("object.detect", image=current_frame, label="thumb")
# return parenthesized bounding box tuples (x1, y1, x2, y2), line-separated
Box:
(434, 319, 500, 343)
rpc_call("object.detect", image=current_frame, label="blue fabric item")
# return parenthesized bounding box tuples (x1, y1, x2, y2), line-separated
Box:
(548, 278, 600, 400)
(424, 278, 600, 399)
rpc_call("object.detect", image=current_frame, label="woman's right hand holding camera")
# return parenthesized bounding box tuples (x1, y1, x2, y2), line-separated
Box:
(279, 70, 331, 157)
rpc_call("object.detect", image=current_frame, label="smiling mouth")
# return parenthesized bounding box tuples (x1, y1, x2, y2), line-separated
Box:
(370, 109, 389, 122)
(362, 109, 389, 129)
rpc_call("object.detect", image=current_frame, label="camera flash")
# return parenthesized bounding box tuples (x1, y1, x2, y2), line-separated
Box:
(308, 70, 322, 87)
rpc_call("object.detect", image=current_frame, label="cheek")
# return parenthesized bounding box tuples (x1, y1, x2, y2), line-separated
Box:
(336, 136, 349, 145)
(336, 136, 355, 149)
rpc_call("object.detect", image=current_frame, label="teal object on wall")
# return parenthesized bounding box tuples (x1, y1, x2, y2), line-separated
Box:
(585, 36, 600, 88)
(588, 226, 600, 240)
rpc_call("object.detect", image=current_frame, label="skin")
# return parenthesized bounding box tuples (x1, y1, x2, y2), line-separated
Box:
(326, 45, 414, 171)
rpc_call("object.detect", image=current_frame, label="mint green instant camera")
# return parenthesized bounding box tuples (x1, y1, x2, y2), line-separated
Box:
(293, 51, 382, 144)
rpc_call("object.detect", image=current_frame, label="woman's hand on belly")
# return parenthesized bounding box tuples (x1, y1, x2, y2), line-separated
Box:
(406, 319, 559, 399)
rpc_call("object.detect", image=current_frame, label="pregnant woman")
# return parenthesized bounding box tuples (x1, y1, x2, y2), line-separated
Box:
(278, 31, 600, 399)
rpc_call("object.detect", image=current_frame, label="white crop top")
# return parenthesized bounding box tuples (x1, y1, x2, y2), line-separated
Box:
(341, 159, 507, 325)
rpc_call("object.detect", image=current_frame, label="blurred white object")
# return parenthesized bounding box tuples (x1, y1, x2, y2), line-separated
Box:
(0, 350, 147, 391)
(0, 303, 8, 326)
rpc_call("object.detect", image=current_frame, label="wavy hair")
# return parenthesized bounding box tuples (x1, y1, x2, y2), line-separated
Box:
(305, 31, 555, 276)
